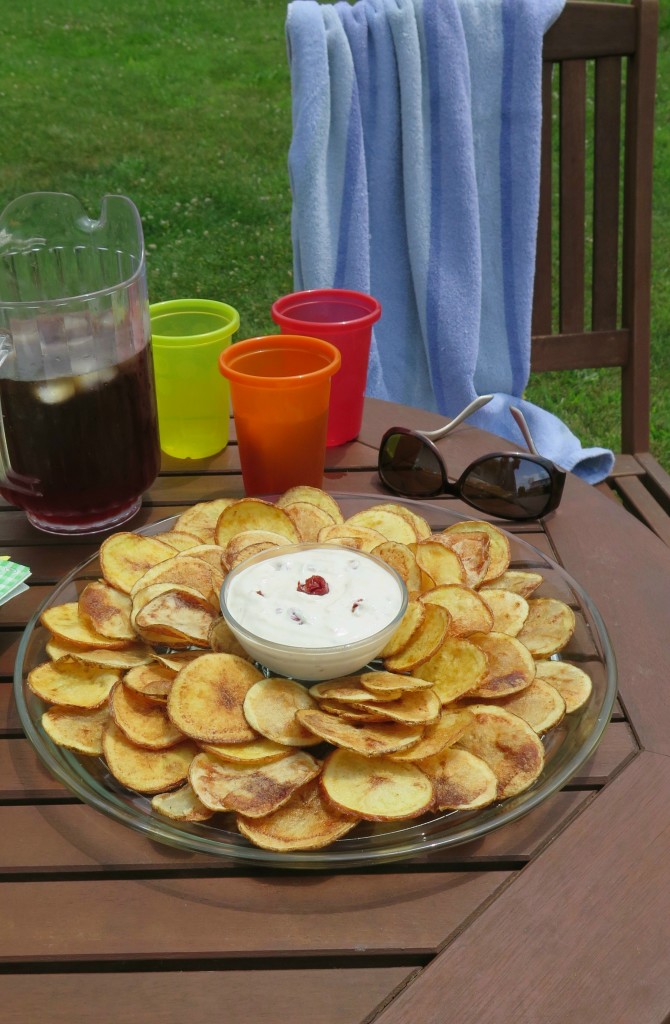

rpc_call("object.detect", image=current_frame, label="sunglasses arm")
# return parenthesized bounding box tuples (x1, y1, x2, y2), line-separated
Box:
(417, 394, 494, 441)
(509, 406, 540, 455)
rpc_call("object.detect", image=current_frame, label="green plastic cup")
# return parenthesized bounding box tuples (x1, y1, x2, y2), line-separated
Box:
(149, 299, 240, 459)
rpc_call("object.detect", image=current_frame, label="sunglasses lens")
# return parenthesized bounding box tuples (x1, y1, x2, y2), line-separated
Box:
(379, 432, 444, 497)
(461, 456, 553, 519)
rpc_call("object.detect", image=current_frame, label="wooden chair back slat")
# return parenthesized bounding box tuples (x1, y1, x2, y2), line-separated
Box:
(592, 56, 622, 331)
(558, 59, 586, 334)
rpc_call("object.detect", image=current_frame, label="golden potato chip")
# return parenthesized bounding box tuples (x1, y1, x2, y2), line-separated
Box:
(184, 544, 227, 573)
(41, 704, 110, 755)
(296, 708, 424, 756)
(317, 699, 388, 723)
(412, 637, 488, 704)
(419, 747, 498, 810)
(421, 584, 493, 637)
(223, 529, 290, 570)
(479, 589, 530, 637)
(237, 779, 358, 851)
(78, 581, 135, 641)
(479, 570, 543, 598)
(28, 657, 121, 709)
(189, 749, 321, 817)
(359, 669, 434, 695)
(344, 507, 418, 545)
(202, 737, 291, 765)
(153, 650, 204, 672)
(352, 687, 441, 726)
(379, 599, 426, 657)
(99, 531, 176, 594)
(387, 709, 475, 762)
(130, 554, 222, 607)
(151, 783, 214, 822)
(373, 502, 432, 540)
(382, 602, 450, 672)
(516, 598, 576, 657)
(456, 703, 544, 798)
(45, 638, 155, 670)
(243, 678, 322, 746)
(442, 521, 510, 581)
(41, 602, 131, 651)
(283, 501, 336, 542)
(469, 632, 536, 698)
(321, 749, 433, 820)
(159, 530, 202, 551)
(123, 662, 176, 702)
(110, 681, 186, 749)
(275, 485, 344, 524)
(103, 721, 197, 793)
(167, 653, 263, 744)
(371, 541, 423, 595)
(534, 660, 593, 713)
(134, 587, 219, 647)
(488, 678, 566, 734)
(429, 530, 491, 588)
(214, 498, 300, 547)
(310, 678, 403, 703)
(208, 616, 253, 659)
(317, 523, 387, 552)
(413, 540, 465, 586)
(174, 498, 237, 544)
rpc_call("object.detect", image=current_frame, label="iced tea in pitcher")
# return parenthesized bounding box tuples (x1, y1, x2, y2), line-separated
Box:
(0, 192, 160, 534)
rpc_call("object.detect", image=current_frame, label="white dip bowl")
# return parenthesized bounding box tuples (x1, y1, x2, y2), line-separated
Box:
(220, 543, 408, 681)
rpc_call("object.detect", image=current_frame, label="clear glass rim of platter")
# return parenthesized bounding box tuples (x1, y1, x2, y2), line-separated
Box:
(13, 495, 618, 870)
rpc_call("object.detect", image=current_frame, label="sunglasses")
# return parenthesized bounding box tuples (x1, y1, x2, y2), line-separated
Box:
(378, 396, 566, 521)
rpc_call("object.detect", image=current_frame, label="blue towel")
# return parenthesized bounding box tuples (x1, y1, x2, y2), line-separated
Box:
(285, 0, 615, 484)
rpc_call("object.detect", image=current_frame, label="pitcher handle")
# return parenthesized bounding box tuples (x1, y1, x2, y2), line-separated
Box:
(0, 332, 42, 497)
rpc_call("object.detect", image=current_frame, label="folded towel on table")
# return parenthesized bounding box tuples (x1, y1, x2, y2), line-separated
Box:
(285, 0, 615, 484)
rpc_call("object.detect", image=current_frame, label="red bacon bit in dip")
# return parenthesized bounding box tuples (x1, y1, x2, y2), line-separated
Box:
(297, 575, 330, 596)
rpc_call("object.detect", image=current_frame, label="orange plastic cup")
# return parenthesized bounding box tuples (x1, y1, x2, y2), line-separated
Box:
(218, 334, 341, 496)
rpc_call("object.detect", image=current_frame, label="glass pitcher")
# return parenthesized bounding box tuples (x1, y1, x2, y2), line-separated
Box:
(0, 192, 160, 534)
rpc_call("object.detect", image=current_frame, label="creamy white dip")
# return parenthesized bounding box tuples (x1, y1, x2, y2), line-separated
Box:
(224, 546, 405, 648)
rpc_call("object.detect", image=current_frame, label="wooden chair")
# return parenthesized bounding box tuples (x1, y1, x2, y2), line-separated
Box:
(531, 0, 669, 543)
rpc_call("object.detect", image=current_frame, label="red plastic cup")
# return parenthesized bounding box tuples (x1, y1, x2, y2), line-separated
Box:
(219, 334, 341, 496)
(271, 288, 381, 446)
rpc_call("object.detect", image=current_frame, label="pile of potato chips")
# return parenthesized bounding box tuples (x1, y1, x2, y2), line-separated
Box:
(28, 486, 593, 853)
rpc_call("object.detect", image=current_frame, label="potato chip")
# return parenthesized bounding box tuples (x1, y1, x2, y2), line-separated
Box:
(159, 530, 202, 551)
(78, 581, 135, 641)
(317, 699, 388, 723)
(202, 737, 291, 765)
(456, 703, 544, 798)
(534, 659, 593, 713)
(276, 485, 344, 524)
(317, 523, 387, 551)
(167, 653, 263, 744)
(487, 678, 566, 734)
(442, 521, 510, 581)
(28, 657, 121, 709)
(429, 530, 491, 588)
(382, 602, 449, 672)
(189, 749, 321, 817)
(45, 638, 155, 670)
(283, 501, 336, 542)
(153, 650, 204, 672)
(372, 502, 432, 540)
(412, 637, 488, 704)
(309, 678, 403, 703)
(208, 616, 253, 659)
(243, 678, 322, 746)
(223, 529, 290, 570)
(41, 602, 131, 651)
(133, 587, 218, 647)
(419, 747, 498, 810)
(516, 598, 576, 657)
(479, 570, 543, 598)
(103, 721, 197, 794)
(479, 589, 530, 637)
(151, 783, 214, 822)
(371, 541, 423, 595)
(99, 531, 176, 594)
(379, 599, 426, 658)
(321, 749, 433, 820)
(387, 709, 475, 762)
(469, 632, 536, 698)
(421, 584, 493, 637)
(214, 498, 300, 547)
(130, 554, 222, 607)
(237, 779, 358, 851)
(174, 498, 237, 544)
(352, 687, 441, 726)
(413, 540, 465, 586)
(41, 704, 110, 755)
(359, 669, 434, 695)
(296, 708, 424, 756)
(110, 681, 186, 749)
(344, 507, 418, 545)
(183, 544, 227, 573)
(123, 662, 176, 702)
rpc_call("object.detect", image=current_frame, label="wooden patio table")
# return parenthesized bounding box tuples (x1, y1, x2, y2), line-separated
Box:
(2, 396, 670, 1024)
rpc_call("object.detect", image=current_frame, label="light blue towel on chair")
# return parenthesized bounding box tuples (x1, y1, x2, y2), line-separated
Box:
(285, 0, 615, 484)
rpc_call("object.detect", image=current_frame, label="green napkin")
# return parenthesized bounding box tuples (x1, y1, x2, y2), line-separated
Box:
(0, 556, 31, 606)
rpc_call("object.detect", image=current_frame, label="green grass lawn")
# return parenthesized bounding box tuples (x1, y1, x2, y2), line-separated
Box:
(1, 0, 668, 469)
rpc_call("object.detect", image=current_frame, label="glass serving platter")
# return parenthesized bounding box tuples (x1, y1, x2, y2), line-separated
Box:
(13, 495, 617, 869)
